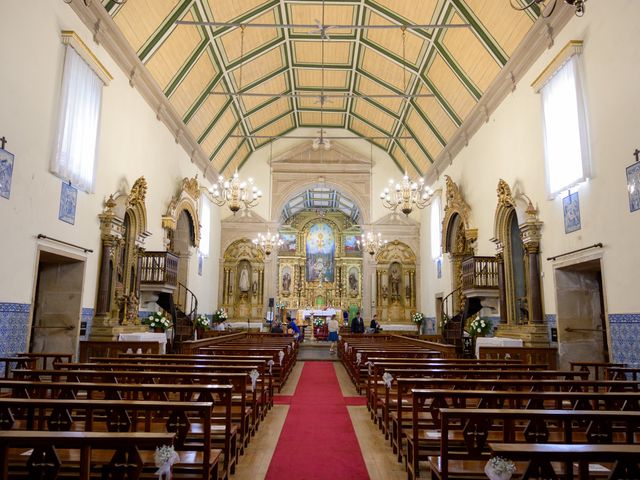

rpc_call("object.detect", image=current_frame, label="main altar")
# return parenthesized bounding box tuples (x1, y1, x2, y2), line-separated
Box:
(276, 211, 363, 314)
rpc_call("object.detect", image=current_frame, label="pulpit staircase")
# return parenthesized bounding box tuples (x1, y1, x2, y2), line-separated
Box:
(441, 288, 483, 355)
(140, 251, 198, 352)
(156, 283, 198, 349)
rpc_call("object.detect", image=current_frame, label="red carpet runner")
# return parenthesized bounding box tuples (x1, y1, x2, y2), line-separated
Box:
(266, 362, 370, 480)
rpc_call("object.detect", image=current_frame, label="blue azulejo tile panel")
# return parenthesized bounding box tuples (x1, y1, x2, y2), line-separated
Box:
(0, 303, 31, 374)
(81, 308, 94, 339)
(608, 314, 640, 368)
(546, 314, 557, 344)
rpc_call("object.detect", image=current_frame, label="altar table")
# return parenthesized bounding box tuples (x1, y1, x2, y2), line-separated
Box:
(118, 332, 167, 354)
(475, 336, 523, 358)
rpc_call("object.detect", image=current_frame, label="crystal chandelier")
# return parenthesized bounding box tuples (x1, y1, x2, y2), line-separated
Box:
(510, 0, 586, 17)
(253, 231, 283, 256)
(357, 232, 387, 256)
(380, 173, 433, 215)
(210, 171, 262, 213)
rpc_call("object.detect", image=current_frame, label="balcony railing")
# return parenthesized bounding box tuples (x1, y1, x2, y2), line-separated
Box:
(140, 251, 178, 289)
(462, 256, 499, 291)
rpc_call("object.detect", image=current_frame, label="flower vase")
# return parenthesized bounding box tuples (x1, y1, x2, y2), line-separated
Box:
(484, 462, 513, 480)
(196, 327, 204, 339)
(153, 327, 163, 333)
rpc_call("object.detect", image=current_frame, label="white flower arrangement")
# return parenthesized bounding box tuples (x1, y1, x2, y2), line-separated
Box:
(212, 308, 228, 323)
(145, 312, 171, 331)
(485, 456, 516, 480)
(439, 313, 450, 329)
(411, 312, 424, 324)
(154, 444, 180, 479)
(468, 316, 492, 337)
(194, 314, 211, 329)
(313, 317, 324, 327)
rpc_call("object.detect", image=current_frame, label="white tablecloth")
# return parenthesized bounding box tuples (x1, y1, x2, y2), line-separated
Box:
(475, 336, 523, 358)
(300, 309, 338, 318)
(118, 332, 167, 354)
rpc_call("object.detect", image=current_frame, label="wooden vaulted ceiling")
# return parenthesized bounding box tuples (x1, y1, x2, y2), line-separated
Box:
(103, 0, 539, 176)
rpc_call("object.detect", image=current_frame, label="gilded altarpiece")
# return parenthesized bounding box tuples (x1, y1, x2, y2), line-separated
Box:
(374, 240, 417, 322)
(222, 239, 265, 321)
(91, 177, 150, 340)
(276, 212, 362, 311)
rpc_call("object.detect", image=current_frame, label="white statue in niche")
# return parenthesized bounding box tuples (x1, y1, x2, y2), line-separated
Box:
(239, 265, 250, 292)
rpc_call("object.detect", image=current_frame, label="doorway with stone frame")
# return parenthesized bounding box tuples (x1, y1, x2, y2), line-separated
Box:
(30, 247, 86, 361)
(553, 255, 609, 369)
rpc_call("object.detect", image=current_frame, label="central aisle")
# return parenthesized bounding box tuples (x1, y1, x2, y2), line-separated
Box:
(265, 362, 370, 480)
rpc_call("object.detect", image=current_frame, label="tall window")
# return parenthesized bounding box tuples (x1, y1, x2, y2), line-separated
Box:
(430, 194, 442, 260)
(199, 197, 211, 257)
(52, 37, 108, 193)
(538, 43, 590, 197)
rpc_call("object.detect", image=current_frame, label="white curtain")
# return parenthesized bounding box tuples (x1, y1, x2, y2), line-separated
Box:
(200, 197, 211, 257)
(51, 45, 103, 193)
(541, 55, 590, 197)
(430, 193, 442, 260)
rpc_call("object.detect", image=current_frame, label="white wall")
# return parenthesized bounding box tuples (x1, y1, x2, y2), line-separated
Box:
(235, 127, 408, 224)
(0, 1, 221, 317)
(419, 1, 640, 322)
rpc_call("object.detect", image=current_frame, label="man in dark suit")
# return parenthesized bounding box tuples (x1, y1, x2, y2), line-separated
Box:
(351, 311, 365, 334)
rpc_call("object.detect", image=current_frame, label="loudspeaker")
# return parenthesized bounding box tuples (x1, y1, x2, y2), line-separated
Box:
(268, 298, 274, 307)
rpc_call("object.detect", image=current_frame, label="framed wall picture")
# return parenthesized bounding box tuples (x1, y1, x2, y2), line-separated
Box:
(626, 161, 640, 212)
(0, 148, 15, 200)
(59, 181, 77, 225)
(562, 191, 581, 234)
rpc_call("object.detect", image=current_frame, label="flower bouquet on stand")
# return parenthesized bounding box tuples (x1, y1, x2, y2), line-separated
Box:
(212, 308, 228, 330)
(194, 314, 211, 339)
(144, 312, 171, 332)
(411, 312, 424, 334)
(484, 456, 516, 480)
(468, 316, 492, 337)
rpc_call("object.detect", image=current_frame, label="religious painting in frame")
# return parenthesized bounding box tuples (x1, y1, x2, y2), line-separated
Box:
(348, 266, 359, 297)
(343, 234, 362, 256)
(58, 181, 77, 225)
(281, 265, 292, 295)
(562, 191, 581, 234)
(0, 148, 14, 200)
(626, 161, 640, 212)
(279, 233, 297, 254)
(306, 222, 335, 282)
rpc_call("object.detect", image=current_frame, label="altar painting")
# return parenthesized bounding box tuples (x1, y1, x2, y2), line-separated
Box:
(279, 233, 297, 253)
(344, 234, 361, 256)
(306, 223, 335, 282)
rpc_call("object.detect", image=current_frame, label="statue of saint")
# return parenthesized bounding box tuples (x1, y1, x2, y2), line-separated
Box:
(313, 257, 326, 282)
(239, 265, 250, 292)
(282, 272, 291, 292)
(390, 267, 401, 297)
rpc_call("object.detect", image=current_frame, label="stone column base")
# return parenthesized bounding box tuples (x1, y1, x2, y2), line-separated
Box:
(495, 323, 549, 347)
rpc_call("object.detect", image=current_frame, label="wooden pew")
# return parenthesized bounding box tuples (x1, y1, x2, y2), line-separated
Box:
(0, 397, 220, 479)
(389, 371, 593, 463)
(407, 390, 640, 480)
(14, 366, 255, 460)
(426, 408, 640, 480)
(0, 380, 236, 480)
(489, 443, 640, 480)
(0, 431, 175, 480)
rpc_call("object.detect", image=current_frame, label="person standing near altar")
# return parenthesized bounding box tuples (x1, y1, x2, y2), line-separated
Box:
(288, 315, 301, 341)
(328, 314, 339, 354)
(351, 311, 365, 334)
